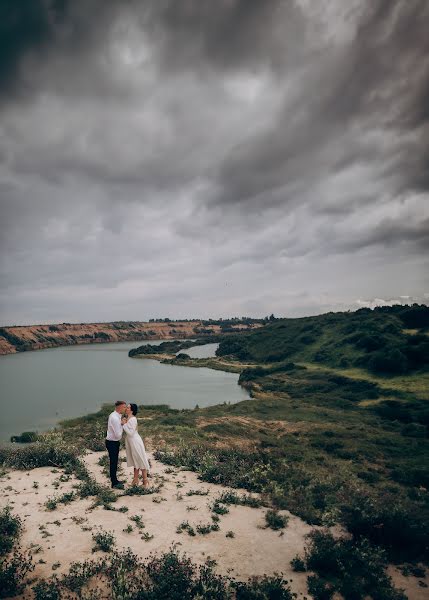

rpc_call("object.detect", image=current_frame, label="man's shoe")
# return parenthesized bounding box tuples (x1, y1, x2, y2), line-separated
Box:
(112, 482, 124, 489)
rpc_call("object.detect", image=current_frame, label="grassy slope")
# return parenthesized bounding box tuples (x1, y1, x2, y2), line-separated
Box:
(54, 306, 429, 564)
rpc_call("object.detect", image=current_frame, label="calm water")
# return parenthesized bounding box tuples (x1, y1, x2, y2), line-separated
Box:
(0, 341, 247, 442)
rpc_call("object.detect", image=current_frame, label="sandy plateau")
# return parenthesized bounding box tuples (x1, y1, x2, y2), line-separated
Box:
(0, 451, 425, 599)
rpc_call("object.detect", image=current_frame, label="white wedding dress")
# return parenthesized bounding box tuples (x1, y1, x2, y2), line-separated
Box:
(123, 416, 150, 471)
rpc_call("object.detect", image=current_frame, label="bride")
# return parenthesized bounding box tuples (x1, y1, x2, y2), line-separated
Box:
(121, 403, 150, 487)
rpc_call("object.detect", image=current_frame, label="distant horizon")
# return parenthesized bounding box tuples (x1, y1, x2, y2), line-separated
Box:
(2, 299, 428, 329)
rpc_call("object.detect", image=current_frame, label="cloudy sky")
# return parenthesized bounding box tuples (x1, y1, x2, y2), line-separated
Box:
(0, 0, 428, 325)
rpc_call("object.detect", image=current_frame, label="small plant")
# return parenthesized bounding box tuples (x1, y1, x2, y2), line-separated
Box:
(226, 530, 235, 538)
(45, 497, 58, 511)
(290, 555, 306, 572)
(265, 509, 288, 530)
(211, 500, 229, 515)
(186, 489, 209, 496)
(129, 515, 145, 529)
(91, 530, 116, 553)
(186, 505, 198, 511)
(117, 506, 129, 513)
(175, 492, 183, 501)
(176, 521, 196, 536)
(152, 496, 167, 504)
(32, 481, 39, 489)
(141, 532, 154, 542)
(52, 561, 61, 570)
(196, 522, 219, 535)
(71, 516, 86, 525)
(123, 524, 133, 534)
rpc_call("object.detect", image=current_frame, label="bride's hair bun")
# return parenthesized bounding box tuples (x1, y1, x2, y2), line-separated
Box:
(130, 403, 138, 416)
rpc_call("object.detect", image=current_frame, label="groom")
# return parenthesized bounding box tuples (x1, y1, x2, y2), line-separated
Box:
(105, 400, 127, 489)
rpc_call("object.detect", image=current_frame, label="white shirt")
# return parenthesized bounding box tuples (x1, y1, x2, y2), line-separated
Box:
(106, 411, 123, 441)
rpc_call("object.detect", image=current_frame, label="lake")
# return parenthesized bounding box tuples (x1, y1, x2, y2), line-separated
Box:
(0, 341, 248, 442)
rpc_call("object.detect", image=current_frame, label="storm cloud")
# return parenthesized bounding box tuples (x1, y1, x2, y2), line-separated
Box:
(0, 0, 428, 324)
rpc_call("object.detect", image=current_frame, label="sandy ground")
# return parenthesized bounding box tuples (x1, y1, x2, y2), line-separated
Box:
(0, 451, 426, 599)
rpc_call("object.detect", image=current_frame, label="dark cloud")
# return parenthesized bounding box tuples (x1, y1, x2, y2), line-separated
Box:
(0, 0, 427, 324)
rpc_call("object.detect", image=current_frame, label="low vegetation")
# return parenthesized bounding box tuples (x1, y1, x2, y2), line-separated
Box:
(31, 547, 294, 599)
(3, 304, 428, 597)
(0, 507, 34, 598)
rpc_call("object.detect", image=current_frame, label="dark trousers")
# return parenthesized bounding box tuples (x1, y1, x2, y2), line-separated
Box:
(105, 439, 120, 485)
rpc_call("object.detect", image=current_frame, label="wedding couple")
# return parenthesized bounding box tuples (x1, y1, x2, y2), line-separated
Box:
(105, 400, 150, 489)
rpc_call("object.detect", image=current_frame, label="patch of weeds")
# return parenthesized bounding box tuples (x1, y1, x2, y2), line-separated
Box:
(226, 531, 235, 538)
(0, 506, 22, 554)
(52, 562, 61, 570)
(91, 529, 116, 553)
(265, 509, 288, 530)
(130, 515, 145, 530)
(196, 522, 219, 535)
(123, 484, 161, 496)
(399, 564, 426, 578)
(117, 506, 129, 513)
(302, 529, 407, 600)
(211, 500, 229, 515)
(71, 516, 86, 525)
(141, 532, 154, 542)
(152, 496, 167, 504)
(186, 488, 209, 496)
(176, 492, 184, 501)
(32, 481, 39, 489)
(45, 491, 76, 511)
(290, 555, 306, 572)
(186, 505, 198, 511)
(176, 521, 196, 536)
(218, 490, 262, 508)
(0, 507, 34, 598)
(29, 543, 43, 555)
(123, 524, 133, 534)
(233, 574, 295, 599)
(45, 497, 58, 511)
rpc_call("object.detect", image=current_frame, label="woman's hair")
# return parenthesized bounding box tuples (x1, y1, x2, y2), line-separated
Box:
(129, 403, 138, 416)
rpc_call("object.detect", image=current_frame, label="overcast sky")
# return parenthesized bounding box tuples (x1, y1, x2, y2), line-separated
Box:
(0, 0, 428, 325)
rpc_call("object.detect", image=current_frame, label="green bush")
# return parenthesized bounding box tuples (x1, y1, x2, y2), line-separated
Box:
(0, 506, 22, 554)
(0, 547, 35, 599)
(0, 433, 80, 470)
(303, 530, 407, 600)
(0, 507, 34, 599)
(92, 529, 116, 553)
(265, 509, 288, 530)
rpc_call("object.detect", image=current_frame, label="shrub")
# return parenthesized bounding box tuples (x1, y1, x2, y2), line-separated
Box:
(234, 574, 294, 599)
(0, 432, 80, 470)
(0, 547, 35, 599)
(0, 506, 22, 554)
(290, 555, 306, 572)
(304, 530, 407, 600)
(265, 509, 288, 530)
(92, 529, 116, 553)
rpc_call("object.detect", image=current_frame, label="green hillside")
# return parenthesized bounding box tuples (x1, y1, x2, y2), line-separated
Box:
(217, 304, 429, 375)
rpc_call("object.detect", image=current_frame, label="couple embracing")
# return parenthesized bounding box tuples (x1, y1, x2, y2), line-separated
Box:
(105, 400, 150, 489)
